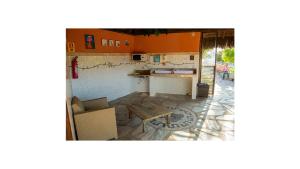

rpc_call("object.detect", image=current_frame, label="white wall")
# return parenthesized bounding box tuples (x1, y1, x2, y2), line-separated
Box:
(70, 53, 199, 101)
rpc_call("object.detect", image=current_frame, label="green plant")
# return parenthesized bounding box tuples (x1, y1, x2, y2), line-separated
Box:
(222, 48, 234, 63)
(229, 67, 235, 74)
(216, 50, 223, 62)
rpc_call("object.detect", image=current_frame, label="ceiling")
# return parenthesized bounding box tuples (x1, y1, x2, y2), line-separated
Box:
(106, 29, 234, 37)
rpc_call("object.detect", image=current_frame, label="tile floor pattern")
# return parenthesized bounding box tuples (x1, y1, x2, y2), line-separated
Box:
(109, 74, 234, 140)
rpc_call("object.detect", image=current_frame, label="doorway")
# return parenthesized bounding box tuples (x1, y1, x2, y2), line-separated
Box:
(199, 31, 234, 96)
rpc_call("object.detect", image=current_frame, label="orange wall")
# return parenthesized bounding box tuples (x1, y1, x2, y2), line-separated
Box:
(66, 29, 135, 53)
(66, 29, 201, 53)
(134, 32, 201, 53)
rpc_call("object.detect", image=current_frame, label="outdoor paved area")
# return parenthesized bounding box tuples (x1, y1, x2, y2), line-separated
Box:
(109, 74, 234, 140)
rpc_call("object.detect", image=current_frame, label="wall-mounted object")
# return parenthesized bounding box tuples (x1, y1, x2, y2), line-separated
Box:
(190, 55, 194, 60)
(132, 54, 142, 61)
(128, 69, 151, 78)
(153, 55, 160, 63)
(109, 40, 114, 47)
(67, 42, 75, 52)
(116, 40, 120, 47)
(84, 34, 95, 49)
(152, 68, 196, 75)
(72, 56, 79, 79)
(124, 40, 129, 46)
(102, 39, 108, 46)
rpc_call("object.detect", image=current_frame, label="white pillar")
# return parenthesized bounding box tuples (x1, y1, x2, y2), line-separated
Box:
(191, 76, 197, 99)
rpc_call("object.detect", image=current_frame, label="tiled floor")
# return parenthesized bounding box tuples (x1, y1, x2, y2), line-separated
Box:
(110, 74, 234, 140)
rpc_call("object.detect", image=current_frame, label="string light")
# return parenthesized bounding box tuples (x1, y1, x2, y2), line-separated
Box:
(67, 60, 194, 69)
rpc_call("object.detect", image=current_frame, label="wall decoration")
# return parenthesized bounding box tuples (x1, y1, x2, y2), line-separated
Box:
(84, 34, 95, 49)
(68, 59, 195, 70)
(67, 54, 196, 70)
(153, 55, 160, 63)
(116, 40, 120, 47)
(102, 39, 108, 46)
(190, 55, 194, 60)
(124, 40, 129, 46)
(109, 40, 114, 47)
(67, 42, 75, 52)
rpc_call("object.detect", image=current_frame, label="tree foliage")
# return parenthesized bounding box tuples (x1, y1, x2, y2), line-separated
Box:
(222, 48, 234, 63)
(216, 50, 223, 62)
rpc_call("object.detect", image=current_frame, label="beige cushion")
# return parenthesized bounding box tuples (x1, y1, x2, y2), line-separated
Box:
(72, 96, 85, 114)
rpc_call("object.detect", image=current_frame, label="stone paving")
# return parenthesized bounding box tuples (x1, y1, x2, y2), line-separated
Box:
(109, 74, 234, 140)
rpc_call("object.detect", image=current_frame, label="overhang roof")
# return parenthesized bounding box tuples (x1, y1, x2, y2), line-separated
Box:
(106, 29, 234, 48)
(106, 29, 232, 35)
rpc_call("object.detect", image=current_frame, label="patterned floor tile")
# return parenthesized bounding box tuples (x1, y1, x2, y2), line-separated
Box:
(110, 74, 234, 140)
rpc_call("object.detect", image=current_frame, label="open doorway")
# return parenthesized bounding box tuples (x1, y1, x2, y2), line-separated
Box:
(199, 31, 234, 96)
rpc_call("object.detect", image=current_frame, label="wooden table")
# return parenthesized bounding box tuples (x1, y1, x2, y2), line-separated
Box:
(127, 103, 173, 132)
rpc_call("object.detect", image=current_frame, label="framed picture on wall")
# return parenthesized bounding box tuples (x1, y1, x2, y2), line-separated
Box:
(124, 40, 129, 46)
(102, 39, 108, 46)
(116, 40, 120, 47)
(84, 34, 95, 49)
(190, 55, 194, 60)
(109, 40, 114, 47)
(153, 55, 160, 63)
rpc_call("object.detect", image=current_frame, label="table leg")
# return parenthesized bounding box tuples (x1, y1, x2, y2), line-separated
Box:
(166, 114, 171, 125)
(128, 110, 132, 119)
(142, 122, 145, 133)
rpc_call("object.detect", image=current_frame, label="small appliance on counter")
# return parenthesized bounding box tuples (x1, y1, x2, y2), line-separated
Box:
(131, 53, 146, 61)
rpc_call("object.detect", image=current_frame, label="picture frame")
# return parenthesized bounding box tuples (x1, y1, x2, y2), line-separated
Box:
(153, 55, 160, 63)
(190, 55, 194, 60)
(84, 34, 95, 49)
(124, 40, 129, 46)
(116, 40, 120, 47)
(102, 39, 108, 46)
(109, 40, 114, 47)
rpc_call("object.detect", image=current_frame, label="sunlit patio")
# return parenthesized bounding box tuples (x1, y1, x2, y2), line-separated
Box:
(110, 73, 234, 140)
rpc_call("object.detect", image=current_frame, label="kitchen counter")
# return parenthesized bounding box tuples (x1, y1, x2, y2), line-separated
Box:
(128, 69, 198, 99)
(149, 73, 198, 99)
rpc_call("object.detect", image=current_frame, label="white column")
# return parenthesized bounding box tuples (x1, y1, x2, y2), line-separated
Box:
(191, 76, 197, 99)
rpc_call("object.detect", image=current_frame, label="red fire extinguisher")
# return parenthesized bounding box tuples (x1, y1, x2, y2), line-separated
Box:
(72, 56, 78, 79)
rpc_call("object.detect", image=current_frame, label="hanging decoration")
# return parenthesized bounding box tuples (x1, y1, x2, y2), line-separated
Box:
(115, 40, 121, 47)
(67, 55, 196, 70)
(108, 40, 114, 47)
(101, 39, 108, 46)
(68, 60, 194, 70)
(67, 42, 75, 52)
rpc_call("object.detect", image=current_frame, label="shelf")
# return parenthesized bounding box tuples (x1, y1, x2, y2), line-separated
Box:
(128, 74, 150, 77)
(150, 74, 196, 78)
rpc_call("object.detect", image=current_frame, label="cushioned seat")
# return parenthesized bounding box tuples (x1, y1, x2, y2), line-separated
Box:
(71, 96, 118, 140)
